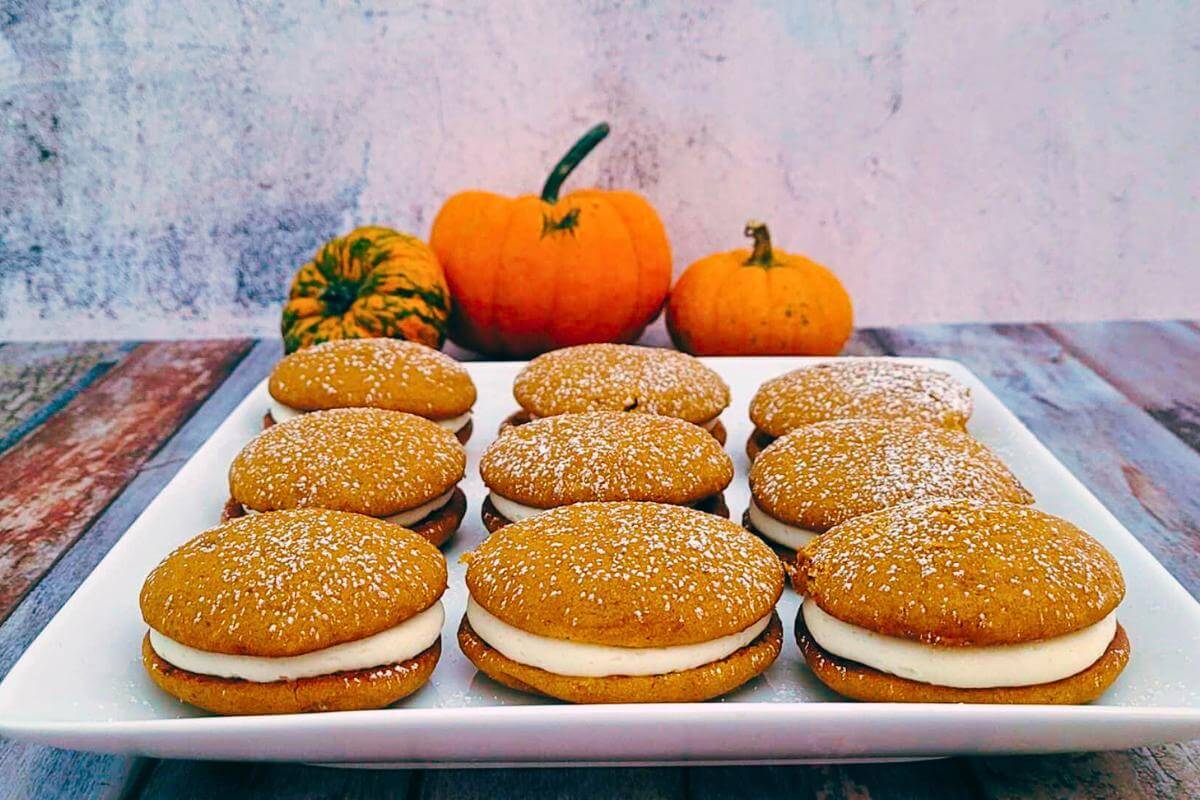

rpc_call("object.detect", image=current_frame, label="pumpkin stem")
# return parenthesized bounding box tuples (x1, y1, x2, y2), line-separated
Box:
(744, 221, 774, 266)
(540, 122, 610, 203)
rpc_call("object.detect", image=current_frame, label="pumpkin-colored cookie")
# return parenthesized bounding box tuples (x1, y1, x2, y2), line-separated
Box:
(227, 408, 466, 540)
(479, 412, 733, 527)
(511, 344, 730, 428)
(792, 499, 1129, 703)
(268, 339, 475, 434)
(749, 418, 1031, 535)
(459, 502, 784, 702)
(747, 359, 972, 457)
(139, 510, 448, 714)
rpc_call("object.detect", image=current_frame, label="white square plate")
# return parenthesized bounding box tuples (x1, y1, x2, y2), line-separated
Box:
(2, 357, 1199, 767)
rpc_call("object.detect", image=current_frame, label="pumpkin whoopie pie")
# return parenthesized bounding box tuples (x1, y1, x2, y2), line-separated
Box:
(459, 502, 784, 703)
(225, 407, 467, 547)
(140, 509, 447, 715)
(793, 499, 1130, 703)
(746, 359, 972, 460)
(266, 339, 477, 443)
(745, 418, 1031, 560)
(479, 411, 733, 531)
(504, 343, 731, 444)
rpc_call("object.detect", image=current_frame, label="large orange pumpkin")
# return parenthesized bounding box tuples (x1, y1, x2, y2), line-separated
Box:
(667, 222, 852, 356)
(430, 123, 671, 358)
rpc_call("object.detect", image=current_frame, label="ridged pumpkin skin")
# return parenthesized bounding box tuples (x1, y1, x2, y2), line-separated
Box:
(281, 226, 450, 354)
(430, 124, 671, 358)
(667, 223, 852, 356)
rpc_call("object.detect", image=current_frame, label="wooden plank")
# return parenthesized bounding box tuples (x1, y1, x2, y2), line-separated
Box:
(0, 339, 253, 621)
(869, 323, 1200, 799)
(135, 760, 411, 799)
(419, 767, 685, 800)
(1046, 320, 1200, 452)
(0, 751, 145, 800)
(0, 341, 134, 454)
(969, 748, 1200, 799)
(0, 340, 278, 800)
(687, 759, 981, 799)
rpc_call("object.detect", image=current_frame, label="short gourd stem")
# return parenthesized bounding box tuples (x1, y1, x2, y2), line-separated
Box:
(744, 221, 774, 266)
(540, 122, 611, 203)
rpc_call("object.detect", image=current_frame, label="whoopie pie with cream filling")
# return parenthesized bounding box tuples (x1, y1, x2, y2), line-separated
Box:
(267, 339, 476, 443)
(746, 418, 1031, 560)
(140, 509, 447, 715)
(479, 411, 734, 531)
(504, 343, 730, 444)
(746, 359, 972, 460)
(794, 499, 1130, 703)
(459, 502, 784, 703)
(225, 407, 466, 548)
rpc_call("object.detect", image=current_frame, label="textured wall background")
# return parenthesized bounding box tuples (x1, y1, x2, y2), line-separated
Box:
(1, 1, 1197, 342)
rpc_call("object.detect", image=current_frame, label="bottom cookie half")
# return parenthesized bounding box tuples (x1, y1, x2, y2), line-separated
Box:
(142, 634, 441, 715)
(795, 614, 1130, 704)
(458, 612, 782, 703)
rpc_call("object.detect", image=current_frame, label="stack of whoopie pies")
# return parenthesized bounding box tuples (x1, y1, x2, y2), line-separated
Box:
(138, 344, 1132, 716)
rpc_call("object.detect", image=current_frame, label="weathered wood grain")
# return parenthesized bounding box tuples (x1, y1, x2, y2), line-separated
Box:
(135, 760, 411, 799)
(1046, 320, 1200, 452)
(0, 339, 252, 621)
(0, 749, 145, 800)
(0, 341, 134, 454)
(687, 759, 982, 799)
(419, 766, 685, 800)
(870, 322, 1200, 799)
(969, 747, 1200, 799)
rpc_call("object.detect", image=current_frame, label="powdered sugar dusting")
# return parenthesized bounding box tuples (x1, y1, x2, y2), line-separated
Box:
(800, 499, 1125, 646)
(464, 502, 783, 647)
(140, 509, 447, 657)
(750, 359, 972, 436)
(513, 344, 730, 423)
(229, 407, 465, 516)
(751, 418, 1032, 531)
(480, 412, 733, 506)
(269, 339, 475, 417)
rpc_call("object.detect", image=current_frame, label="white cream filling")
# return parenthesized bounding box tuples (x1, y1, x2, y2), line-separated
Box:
(383, 488, 456, 526)
(430, 410, 472, 433)
(525, 412, 718, 433)
(267, 398, 472, 433)
(239, 487, 455, 526)
(803, 601, 1118, 689)
(488, 492, 554, 522)
(149, 602, 445, 683)
(747, 499, 819, 551)
(267, 397, 306, 423)
(466, 597, 771, 677)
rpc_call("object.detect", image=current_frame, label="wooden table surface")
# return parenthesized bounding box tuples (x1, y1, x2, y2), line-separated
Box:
(1, 321, 1199, 799)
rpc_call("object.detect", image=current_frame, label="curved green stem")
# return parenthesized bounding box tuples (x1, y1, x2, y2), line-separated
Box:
(540, 122, 610, 203)
(744, 221, 774, 266)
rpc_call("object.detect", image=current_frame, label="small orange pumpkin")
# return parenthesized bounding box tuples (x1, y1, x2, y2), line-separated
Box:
(667, 222, 852, 356)
(430, 123, 671, 358)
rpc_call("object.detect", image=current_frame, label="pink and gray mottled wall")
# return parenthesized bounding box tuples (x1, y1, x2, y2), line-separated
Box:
(1, 1, 1197, 341)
